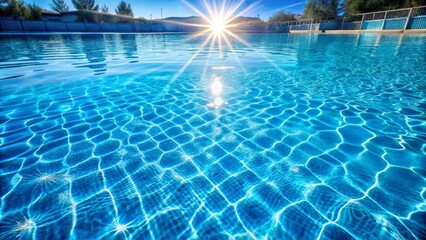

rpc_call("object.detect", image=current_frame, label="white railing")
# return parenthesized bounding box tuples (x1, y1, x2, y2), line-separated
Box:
(272, 5, 426, 31)
(358, 5, 426, 21)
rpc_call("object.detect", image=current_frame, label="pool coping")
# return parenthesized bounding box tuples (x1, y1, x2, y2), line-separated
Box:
(0, 31, 191, 35)
(290, 29, 426, 34)
(1, 30, 426, 35)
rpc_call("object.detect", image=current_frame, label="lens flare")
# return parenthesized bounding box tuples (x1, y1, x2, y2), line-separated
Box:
(211, 19, 226, 34)
(208, 76, 227, 109)
(175, 0, 260, 41)
(165, 0, 260, 68)
(158, 0, 266, 103)
(211, 76, 223, 96)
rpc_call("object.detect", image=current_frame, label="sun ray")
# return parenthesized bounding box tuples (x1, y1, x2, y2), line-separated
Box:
(202, 0, 216, 20)
(174, 0, 260, 72)
(225, 2, 260, 25)
(208, 32, 218, 57)
(220, 0, 226, 20)
(224, 29, 288, 75)
(218, 32, 224, 58)
(181, 0, 213, 25)
(224, 29, 250, 46)
(185, 28, 215, 41)
(203, 0, 216, 19)
(167, 0, 286, 93)
(221, 33, 245, 71)
(160, 19, 210, 29)
(223, 0, 246, 20)
(171, 32, 215, 82)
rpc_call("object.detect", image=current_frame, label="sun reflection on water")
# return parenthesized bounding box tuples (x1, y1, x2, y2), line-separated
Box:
(207, 76, 227, 109)
(162, 0, 266, 110)
(211, 76, 223, 95)
(164, 0, 258, 68)
(209, 66, 235, 70)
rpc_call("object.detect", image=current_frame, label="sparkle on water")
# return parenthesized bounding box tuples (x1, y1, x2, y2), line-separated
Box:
(0, 29, 425, 240)
(207, 76, 227, 109)
(36, 173, 56, 183)
(114, 221, 128, 233)
(13, 217, 36, 237)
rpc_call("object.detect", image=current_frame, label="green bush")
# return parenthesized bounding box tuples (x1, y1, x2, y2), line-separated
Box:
(74, 10, 149, 24)
(76, 10, 100, 22)
(1, 0, 42, 20)
(268, 11, 295, 23)
(3, 0, 29, 19)
(27, 3, 42, 20)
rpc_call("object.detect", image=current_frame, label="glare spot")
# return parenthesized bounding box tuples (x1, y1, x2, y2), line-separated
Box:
(290, 167, 299, 173)
(180, 151, 192, 161)
(247, 121, 258, 129)
(58, 192, 72, 206)
(117, 160, 127, 168)
(36, 173, 56, 184)
(211, 77, 223, 96)
(115, 224, 127, 233)
(377, 215, 388, 226)
(113, 219, 129, 234)
(211, 19, 226, 34)
(214, 98, 224, 106)
(213, 127, 222, 136)
(303, 183, 317, 197)
(59, 104, 72, 112)
(118, 149, 127, 156)
(210, 66, 235, 70)
(223, 134, 236, 142)
(14, 218, 36, 235)
(207, 77, 227, 109)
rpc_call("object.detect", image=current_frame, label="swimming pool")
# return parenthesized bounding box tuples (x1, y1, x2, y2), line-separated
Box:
(0, 33, 425, 239)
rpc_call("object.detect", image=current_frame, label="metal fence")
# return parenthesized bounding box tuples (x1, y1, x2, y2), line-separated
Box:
(0, 19, 216, 33)
(272, 5, 426, 32)
(359, 6, 426, 30)
(0, 20, 269, 33)
(1, 6, 425, 33)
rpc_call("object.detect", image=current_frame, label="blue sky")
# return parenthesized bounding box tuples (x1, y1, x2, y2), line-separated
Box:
(30, 0, 308, 20)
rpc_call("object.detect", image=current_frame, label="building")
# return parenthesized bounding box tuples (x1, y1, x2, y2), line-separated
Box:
(41, 9, 61, 22)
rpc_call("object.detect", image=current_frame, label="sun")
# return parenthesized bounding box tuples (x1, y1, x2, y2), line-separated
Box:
(210, 18, 227, 34)
(174, 0, 258, 38)
(159, 0, 260, 88)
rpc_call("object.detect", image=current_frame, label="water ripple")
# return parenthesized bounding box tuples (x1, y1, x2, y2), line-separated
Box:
(0, 33, 425, 239)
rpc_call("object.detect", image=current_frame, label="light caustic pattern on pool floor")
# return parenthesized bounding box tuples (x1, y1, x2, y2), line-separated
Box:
(0, 34, 425, 239)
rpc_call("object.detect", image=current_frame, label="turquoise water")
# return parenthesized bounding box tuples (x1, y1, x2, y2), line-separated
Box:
(0, 33, 425, 239)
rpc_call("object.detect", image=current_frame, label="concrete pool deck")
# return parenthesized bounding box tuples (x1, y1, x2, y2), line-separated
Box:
(1, 30, 426, 35)
(289, 29, 426, 34)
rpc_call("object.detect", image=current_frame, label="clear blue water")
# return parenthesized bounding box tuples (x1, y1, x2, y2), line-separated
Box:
(0, 33, 425, 239)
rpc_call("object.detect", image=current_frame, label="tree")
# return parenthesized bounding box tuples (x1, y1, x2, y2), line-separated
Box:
(342, 0, 426, 15)
(101, 4, 108, 13)
(115, 0, 133, 17)
(50, 0, 69, 13)
(303, 0, 339, 19)
(27, 3, 42, 20)
(3, 0, 30, 19)
(76, 10, 100, 22)
(0, 0, 44, 20)
(268, 11, 296, 23)
(72, 0, 99, 11)
(408, 0, 426, 6)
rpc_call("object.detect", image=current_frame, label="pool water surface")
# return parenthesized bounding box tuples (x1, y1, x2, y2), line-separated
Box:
(0, 33, 425, 239)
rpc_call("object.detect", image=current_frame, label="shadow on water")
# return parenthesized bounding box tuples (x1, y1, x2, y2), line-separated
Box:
(73, 35, 107, 73)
